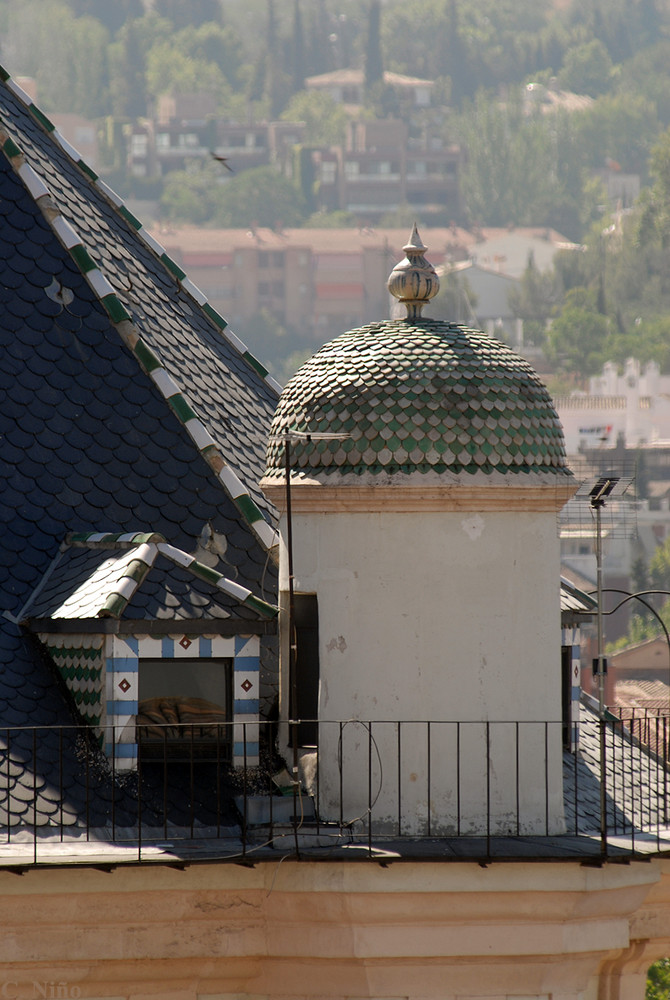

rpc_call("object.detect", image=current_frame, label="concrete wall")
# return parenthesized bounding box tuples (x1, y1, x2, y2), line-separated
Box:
(281, 504, 564, 835)
(0, 858, 663, 1000)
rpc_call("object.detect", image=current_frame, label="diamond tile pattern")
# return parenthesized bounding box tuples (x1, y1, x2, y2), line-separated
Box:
(265, 320, 569, 479)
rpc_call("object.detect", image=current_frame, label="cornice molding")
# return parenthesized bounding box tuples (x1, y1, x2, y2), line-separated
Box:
(260, 481, 577, 513)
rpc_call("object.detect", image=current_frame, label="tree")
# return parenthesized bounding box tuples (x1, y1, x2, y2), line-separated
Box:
(616, 41, 670, 128)
(364, 0, 383, 94)
(545, 287, 610, 375)
(507, 251, 560, 346)
(575, 93, 659, 175)
(153, 0, 222, 30)
(108, 15, 159, 118)
(454, 91, 583, 236)
(431, 268, 478, 325)
(291, 0, 306, 95)
(558, 39, 614, 98)
(160, 160, 225, 225)
(213, 166, 307, 228)
(281, 90, 348, 147)
(7, 2, 111, 118)
(650, 535, 670, 596)
(648, 958, 670, 1000)
(66, 0, 143, 33)
(146, 39, 232, 101)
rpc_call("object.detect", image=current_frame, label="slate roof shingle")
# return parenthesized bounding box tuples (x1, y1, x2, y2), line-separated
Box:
(0, 64, 280, 830)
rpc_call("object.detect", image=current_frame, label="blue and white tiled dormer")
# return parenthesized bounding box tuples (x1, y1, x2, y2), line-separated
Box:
(107, 633, 260, 770)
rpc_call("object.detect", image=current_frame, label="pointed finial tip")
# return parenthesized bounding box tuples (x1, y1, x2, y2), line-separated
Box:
(405, 222, 426, 253)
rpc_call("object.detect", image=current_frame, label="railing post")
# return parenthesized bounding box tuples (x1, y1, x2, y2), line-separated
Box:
(137, 731, 142, 863)
(85, 730, 90, 843)
(32, 727, 37, 866)
(599, 716, 608, 860)
(545, 722, 549, 836)
(397, 721, 402, 837)
(515, 721, 520, 836)
(427, 721, 431, 839)
(486, 721, 491, 859)
(59, 727, 64, 843)
(456, 722, 461, 838)
(241, 722, 248, 858)
(189, 723, 195, 839)
(665, 716, 669, 826)
(368, 721, 373, 856)
(162, 726, 168, 839)
(338, 721, 344, 830)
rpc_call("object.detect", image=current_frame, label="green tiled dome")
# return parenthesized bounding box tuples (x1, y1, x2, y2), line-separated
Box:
(264, 319, 569, 479)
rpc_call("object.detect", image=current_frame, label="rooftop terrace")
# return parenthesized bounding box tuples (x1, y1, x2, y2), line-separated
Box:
(1, 702, 669, 870)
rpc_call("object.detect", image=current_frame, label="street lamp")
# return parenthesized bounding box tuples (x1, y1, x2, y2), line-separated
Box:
(587, 475, 634, 717)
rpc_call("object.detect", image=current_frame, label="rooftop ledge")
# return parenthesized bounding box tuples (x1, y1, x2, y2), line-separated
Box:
(0, 705, 669, 868)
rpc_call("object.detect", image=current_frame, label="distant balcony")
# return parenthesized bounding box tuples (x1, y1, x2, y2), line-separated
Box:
(0, 711, 669, 868)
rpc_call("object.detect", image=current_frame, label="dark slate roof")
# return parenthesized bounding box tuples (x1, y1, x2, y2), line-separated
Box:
(21, 538, 277, 622)
(0, 67, 280, 823)
(563, 698, 670, 837)
(560, 577, 597, 618)
(0, 67, 279, 625)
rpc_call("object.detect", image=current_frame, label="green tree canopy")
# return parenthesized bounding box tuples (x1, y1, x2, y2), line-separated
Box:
(281, 90, 348, 147)
(507, 251, 560, 346)
(647, 958, 670, 1000)
(6, 1, 111, 117)
(162, 163, 307, 228)
(213, 165, 307, 227)
(558, 39, 614, 98)
(364, 0, 384, 93)
(146, 38, 232, 100)
(454, 90, 583, 236)
(575, 93, 659, 174)
(545, 287, 610, 374)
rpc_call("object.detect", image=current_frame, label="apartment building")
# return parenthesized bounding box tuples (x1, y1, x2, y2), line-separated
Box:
(128, 92, 305, 178)
(312, 118, 460, 220)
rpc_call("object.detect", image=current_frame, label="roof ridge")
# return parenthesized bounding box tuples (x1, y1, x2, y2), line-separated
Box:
(157, 542, 278, 619)
(0, 112, 278, 556)
(0, 64, 282, 400)
(22, 534, 278, 621)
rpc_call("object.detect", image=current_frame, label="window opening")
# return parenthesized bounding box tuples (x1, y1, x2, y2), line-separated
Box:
(293, 594, 319, 747)
(137, 657, 232, 762)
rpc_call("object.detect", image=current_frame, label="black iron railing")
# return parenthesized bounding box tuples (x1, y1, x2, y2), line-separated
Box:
(0, 715, 668, 866)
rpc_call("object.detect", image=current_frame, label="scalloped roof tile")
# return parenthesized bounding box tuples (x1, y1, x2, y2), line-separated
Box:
(265, 319, 570, 480)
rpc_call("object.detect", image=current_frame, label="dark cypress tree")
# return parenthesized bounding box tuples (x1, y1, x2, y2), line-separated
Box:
(306, 0, 332, 75)
(154, 0, 222, 29)
(292, 0, 306, 95)
(111, 18, 149, 118)
(263, 0, 288, 118)
(364, 0, 384, 94)
(440, 0, 472, 106)
(68, 0, 143, 33)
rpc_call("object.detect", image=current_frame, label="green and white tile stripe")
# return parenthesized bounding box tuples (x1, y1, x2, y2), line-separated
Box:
(157, 542, 278, 619)
(0, 105, 278, 554)
(0, 64, 282, 396)
(67, 532, 278, 619)
(117, 208, 283, 395)
(99, 543, 158, 620)
(68, 531, 165, 549)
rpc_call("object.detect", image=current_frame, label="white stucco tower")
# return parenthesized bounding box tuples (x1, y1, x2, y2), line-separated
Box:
(261, 227, 576, 836)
